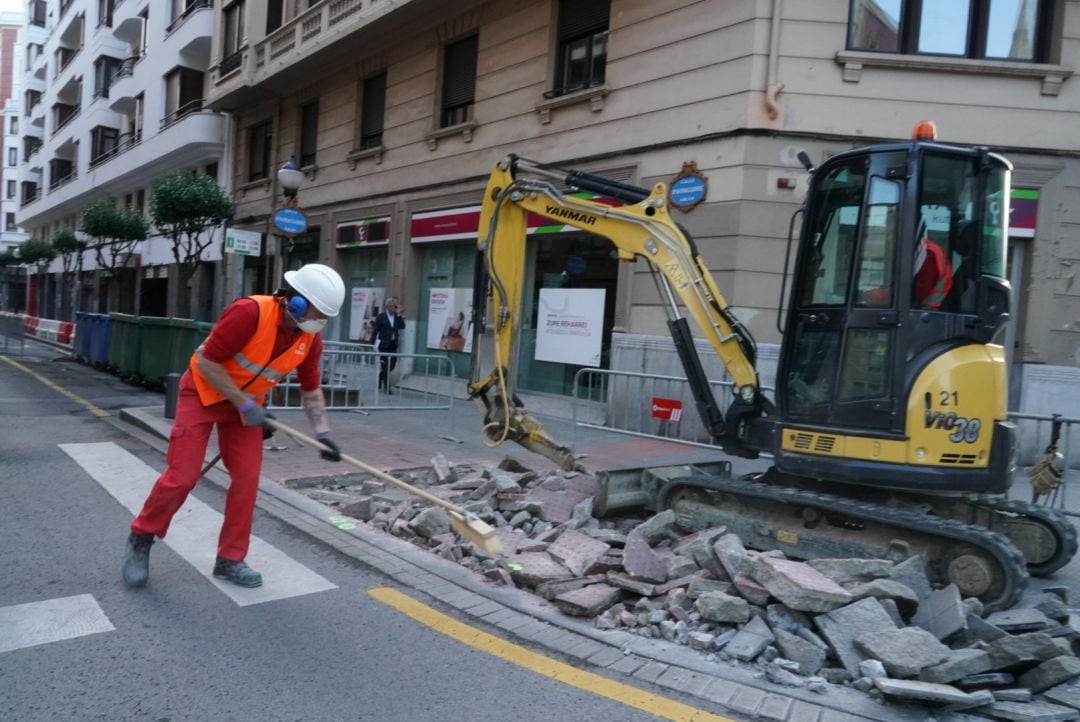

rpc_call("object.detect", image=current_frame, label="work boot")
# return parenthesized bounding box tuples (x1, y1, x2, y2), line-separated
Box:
(122, 532, 154, 588)
(213, 557, 263, 588)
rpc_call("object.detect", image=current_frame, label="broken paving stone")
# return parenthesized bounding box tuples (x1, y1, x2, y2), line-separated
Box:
(858, 659, 888, 679)
(766, 603, 813, 635)
(629, 509, 679, 546)
(536, 575, 605, 601)
(773, 628, 826, 675)
(554, 583, 623, 617)
(993, 689, 1033, 703)
(431, 453, 456, 483)
(467, 479, 498, 501)
(340, 496, 374, 521)
(582, 554, 624, 576)
(986, 632, 1064, 669)
(815, 597, 899, 677)
(688, 578, 735, 599)
(538, 476, 566, 492)
(872, 678, 990, 710)
(516, 538, 550, 553)
(622, 530, 668, 583)
(911, 583, 967, 641)
(819, 668, 852, 684)
(920, 649, 995, 684)
(722, 615, 774, 662)
(508, 510, 531, 528)
(765, 659, 805, 687)
(581, 528, 628, 546)
(733, 575, 770, 606)
(654, 573, 702, 596)
(959, 672, 1017, 689)
(547, 529, 611, 577)
(713, 533, 751, 579)
(1044, 676, 1080, 711)
(688, 631, 716, 651)
(981, 700, 1080, 721)
(666, 555, 699, 580)
(751, 555, 853, 614)
(807, 558, 894, 585)
(1018, 656, 1080, 694)
(672, 527, 729, 578)
(986, 608, 1053, 633)
(605, 571, 657, 597)
(855, 627, 950, 678)
(568, 497, 595, 529)
(695, 590, 751, 625)
(503, 552, 571, 587)
(1035, 594, 1072, 623)
(888, 555, 933, 600)
(844, 579, 919, 617)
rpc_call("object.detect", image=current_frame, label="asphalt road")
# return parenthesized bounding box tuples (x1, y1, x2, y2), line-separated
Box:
(0, 341, 746, 722)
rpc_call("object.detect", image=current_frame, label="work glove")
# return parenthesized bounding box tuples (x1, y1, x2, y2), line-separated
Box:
(237, 399, 271, 429)
(315, 432, 342, 462)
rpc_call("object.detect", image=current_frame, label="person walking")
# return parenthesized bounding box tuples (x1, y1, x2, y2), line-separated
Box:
(373, 298, 405, 394)
(122, 264, 347, 589)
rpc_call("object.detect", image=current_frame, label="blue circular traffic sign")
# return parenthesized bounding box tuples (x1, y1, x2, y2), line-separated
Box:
(670, 175, 706, 208)
(273, 208, 308, 235)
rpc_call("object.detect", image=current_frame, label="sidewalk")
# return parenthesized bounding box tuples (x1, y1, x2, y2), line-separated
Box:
(119, 397, 967, 722)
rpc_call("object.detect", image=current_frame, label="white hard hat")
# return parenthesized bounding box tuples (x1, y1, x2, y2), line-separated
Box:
(284, 263, 346, 317)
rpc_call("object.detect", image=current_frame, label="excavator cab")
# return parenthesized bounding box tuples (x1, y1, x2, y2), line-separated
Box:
(776, 130, 1015, 494)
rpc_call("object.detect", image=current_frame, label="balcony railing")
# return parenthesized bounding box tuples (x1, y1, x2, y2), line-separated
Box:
(114, 56, 139, 81)
(88, 130, 141, 169)
(56, 47, 82, 77)
(21, 189, 40, 208)
(250, 0, 374, 73)
(48, 168, 77, 192)
(23, 140, 42, 162)
(160, 99, 203, 129)
(52, 106, 81, 136)
(166, 0, 212, 34)
(93, 86, 110, 101)
(219, 51, 242, 76)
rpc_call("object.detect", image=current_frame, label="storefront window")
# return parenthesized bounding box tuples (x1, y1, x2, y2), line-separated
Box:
(340, 246, 388, 344)
(417, 243, 476, 379)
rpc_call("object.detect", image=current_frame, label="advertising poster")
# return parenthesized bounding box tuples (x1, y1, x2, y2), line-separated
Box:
(535, 288, 605, 367)
(348, 286, 385, 343)
(427, 288, 473, 353)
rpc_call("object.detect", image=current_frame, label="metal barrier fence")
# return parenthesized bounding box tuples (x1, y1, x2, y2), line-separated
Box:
(571, 367, 773, 449)
(0, 311, 25, 355)
(268, 344, 456, 421)
(572, 368, 1079, 517)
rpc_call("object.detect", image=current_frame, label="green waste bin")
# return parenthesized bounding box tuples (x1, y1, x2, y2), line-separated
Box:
(169, 319, 214, 381)
(107, 313, 143, 381)
(138, 316, 182, 389)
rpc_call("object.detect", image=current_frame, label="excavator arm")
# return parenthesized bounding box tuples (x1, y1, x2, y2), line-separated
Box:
(468, 155, 768, 468)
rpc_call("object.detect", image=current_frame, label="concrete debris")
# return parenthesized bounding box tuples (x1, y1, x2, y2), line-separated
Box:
(290, 456, 1080, 719)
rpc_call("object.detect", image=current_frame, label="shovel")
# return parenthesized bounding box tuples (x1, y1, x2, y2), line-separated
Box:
(265, 418, 501, 555)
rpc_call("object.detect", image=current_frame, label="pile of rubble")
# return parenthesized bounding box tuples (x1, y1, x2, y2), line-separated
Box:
(297, 456, 1080, 721)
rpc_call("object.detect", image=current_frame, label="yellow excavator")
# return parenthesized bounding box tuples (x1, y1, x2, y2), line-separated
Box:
(466, 123, 1076, 611)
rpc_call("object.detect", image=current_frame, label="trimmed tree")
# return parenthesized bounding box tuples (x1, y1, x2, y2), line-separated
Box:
(52, 229, 85, 319)
(17, 239, 57, 315)
(80, 200, 149, 313)
(149, 172, 234, 319)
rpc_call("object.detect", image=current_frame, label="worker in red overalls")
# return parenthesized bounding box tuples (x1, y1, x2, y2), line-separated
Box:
(914, 236, 953, 308)
(123, 264, 346, 588)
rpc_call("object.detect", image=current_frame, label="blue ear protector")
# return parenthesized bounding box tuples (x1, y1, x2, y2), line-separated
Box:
(287, 295, 309, 318)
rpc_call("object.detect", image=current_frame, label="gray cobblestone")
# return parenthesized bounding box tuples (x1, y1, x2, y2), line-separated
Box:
(654, 667, 711, 696)
(785, 700, 823, 722)
(607, 654, 648, 675)
(700, 678, 739, 706)
(632, 661, 669, 683)
(585, 646, 625, 667)
(481, 607, 517, 625)
(758, 693, 794, 721)
(463, 600, 504, 617)
(562, 638, 606, 661)
(728, 686, 766, 716)
(495, 613, 539, 634)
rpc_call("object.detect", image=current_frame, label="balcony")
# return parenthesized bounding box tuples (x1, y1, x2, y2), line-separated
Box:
(21, 188, 40, 209)
(107, 57, 140, 113)
(54, 47, 82, 80)
(210, 0, 462, 109)
(160, 99, 203, 130)
(48, 167, 77, 192)
(165, 3, 213, 61)
(166, 0, 211, 33)
(113, 3, 143, 43)
(88, 129, 141, 169)
(51, 104, 81, 137)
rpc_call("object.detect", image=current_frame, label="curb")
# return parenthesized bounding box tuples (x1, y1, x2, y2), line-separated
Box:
(116, 405, 936, 722)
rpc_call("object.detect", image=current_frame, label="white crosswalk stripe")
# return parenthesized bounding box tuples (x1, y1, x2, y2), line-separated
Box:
(60, 442, 338, 606)
(0, 594, 114, 653)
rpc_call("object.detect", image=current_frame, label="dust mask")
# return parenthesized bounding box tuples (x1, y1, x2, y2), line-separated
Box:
(297, 317, 327, 334)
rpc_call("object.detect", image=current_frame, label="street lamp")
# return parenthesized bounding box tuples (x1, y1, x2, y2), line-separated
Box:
(278, 156, 303, 206)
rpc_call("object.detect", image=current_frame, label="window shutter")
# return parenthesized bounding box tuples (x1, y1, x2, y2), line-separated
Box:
(361, 73, 386, 138)
(442, 35, 478, 108)
(558, 0, 609, 39)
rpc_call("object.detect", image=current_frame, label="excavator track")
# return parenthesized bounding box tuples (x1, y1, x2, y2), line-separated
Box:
(973, 497, 1078, 577)
(658, 471, 1029, 612)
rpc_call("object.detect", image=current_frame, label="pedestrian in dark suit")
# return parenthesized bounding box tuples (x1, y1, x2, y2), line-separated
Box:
(373, 298, 405, 393)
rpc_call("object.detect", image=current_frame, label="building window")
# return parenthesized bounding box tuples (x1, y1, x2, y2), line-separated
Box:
(9, 117, 16, 134)
(6, 180, 15, 199)
(136, 189, 145, 215)
(98, 0, 114, 27)
(222, 1, 245, 71)
(359, 72, 386, 150)
(266, 0, 283, 33)
(90, 126, 120, 164)
(138, 9, 149, 58)
(163, 67, 204, 127)
(31, 1, 45, 27)
(7, 148, 16, 166)
(299, 100, 318, 167)
(440, 34, 478, 128)
(5, 213, 15, 231)
(93, 56, 121, 99)
(551, 0, 609, 97)
(247, 120, 272, 182)
(848, 0, 1053, 62)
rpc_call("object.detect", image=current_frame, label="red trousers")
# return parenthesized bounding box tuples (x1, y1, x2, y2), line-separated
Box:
(131, 373, 263, 561)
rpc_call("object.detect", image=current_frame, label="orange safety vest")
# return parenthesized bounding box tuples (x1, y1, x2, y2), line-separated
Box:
(189, 295, 316, 406)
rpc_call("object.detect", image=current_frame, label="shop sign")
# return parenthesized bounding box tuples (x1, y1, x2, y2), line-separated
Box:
(1009, 188, 1038, 238)
(668, 161, 708, 211)
(348, 286, 385, 342)
(534, 288, 605, 367)
(651, 397, 683, 421)
(409, 196, 623, 243)
(224, 228, 262, 256)
(427, 288, 473, 353)
(337, 216, 391, 248)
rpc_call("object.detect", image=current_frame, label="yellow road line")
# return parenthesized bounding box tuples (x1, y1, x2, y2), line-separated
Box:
(0, 355, 110, 417)
(368, 587, 734, 722)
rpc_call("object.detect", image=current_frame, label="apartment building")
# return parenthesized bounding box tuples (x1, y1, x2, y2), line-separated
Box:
(0, 12, 26, 254)
(203, 0, 1078, 406)
(16, 0, 226, 320)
